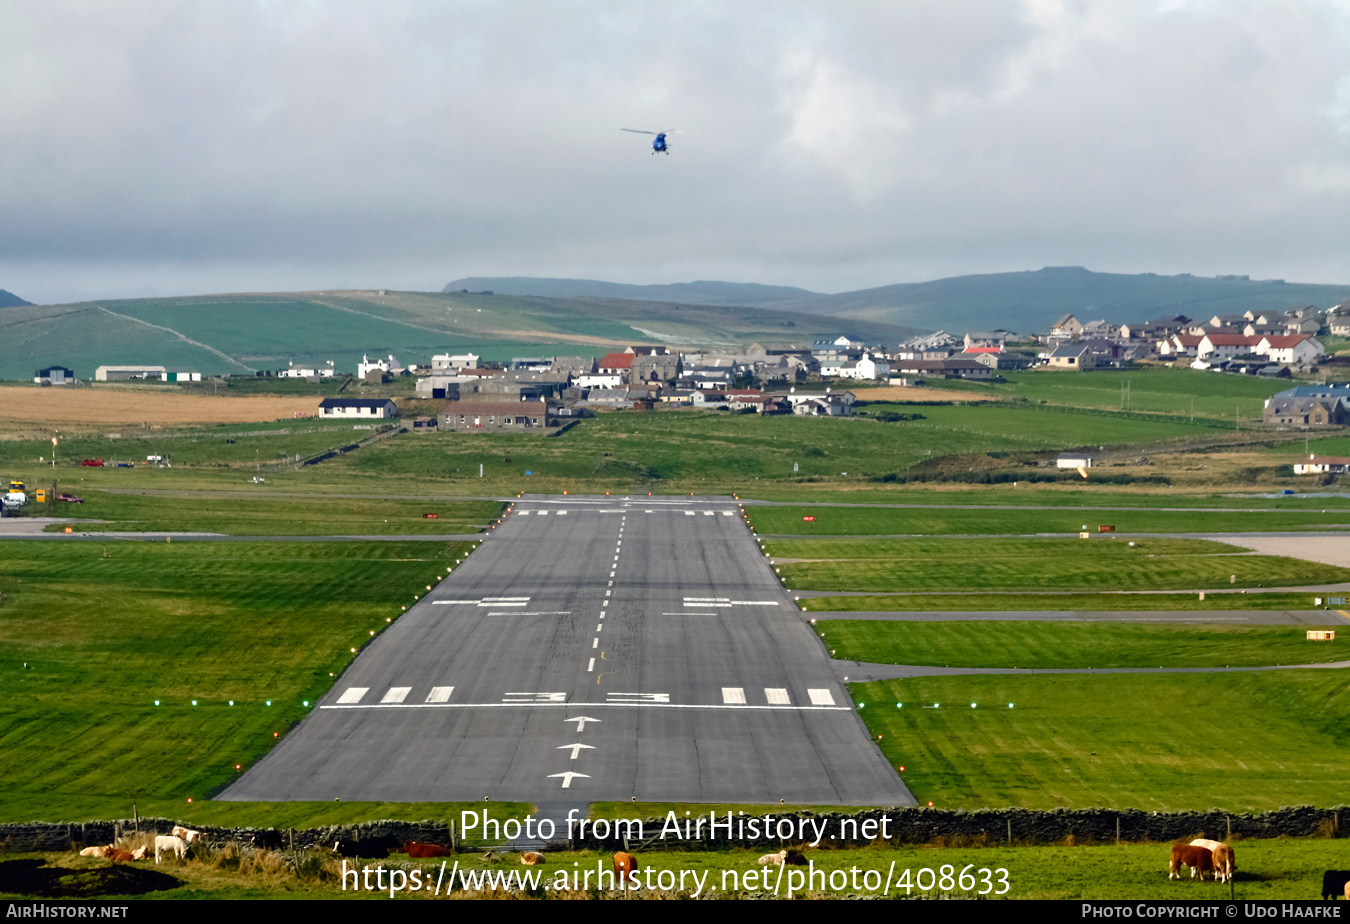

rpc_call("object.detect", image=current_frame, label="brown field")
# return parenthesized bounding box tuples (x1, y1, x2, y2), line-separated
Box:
(861, 384, 995, 402)
(0, 386, 317, 427)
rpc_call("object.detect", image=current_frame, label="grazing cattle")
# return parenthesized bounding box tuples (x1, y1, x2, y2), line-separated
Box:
(403, 841, 453, 859)
(520, 851, 546, 866)
(333, 836, 398, 859)
(1169, 844, 1213, 881)
(1189, 839, 1235, 884)
(757, 849, 787, 866)
(155, 834, 188, 864)
(79, 845, 112, 858)
(172, 826, 203, 844)
(613, 852, 639, 887)
(1323, 870, 1350, 900)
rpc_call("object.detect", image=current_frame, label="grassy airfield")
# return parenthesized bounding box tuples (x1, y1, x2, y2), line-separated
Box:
(1, 366, 1348, 827)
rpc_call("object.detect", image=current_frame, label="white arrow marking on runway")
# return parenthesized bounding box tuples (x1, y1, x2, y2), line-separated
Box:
(565, 716, 601, 731)
(558, 743, 596, 760)
(548, 772, 590, 789)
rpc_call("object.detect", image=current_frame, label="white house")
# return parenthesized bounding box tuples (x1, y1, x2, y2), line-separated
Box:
(1256, 335, 1323, 366)
(318, 398, 398, 419)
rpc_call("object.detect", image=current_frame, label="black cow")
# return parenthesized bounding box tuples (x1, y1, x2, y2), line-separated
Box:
(334, 836, 398, 859)
(1322, 870, 1350, 900)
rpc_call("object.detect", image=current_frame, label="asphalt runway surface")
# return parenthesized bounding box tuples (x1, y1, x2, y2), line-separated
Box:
(222, 494, 914, 806)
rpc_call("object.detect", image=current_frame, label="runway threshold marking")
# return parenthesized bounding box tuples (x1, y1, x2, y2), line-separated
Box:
(504, 692, 567, 703)
(380, 687, 411, 703)
(807, 688, 836, 706)
(426, 686, 454, 703)
(319, 701, 849, 712)
(336, 687, 367, 704)
(722, 687, 746, 704)
(765, 688, 791, 705)
(608, 692, 670, 703)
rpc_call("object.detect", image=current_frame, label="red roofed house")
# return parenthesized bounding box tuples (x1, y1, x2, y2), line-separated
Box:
(1197, 332, 1261, 361)
(1257, 335, 1323, 366)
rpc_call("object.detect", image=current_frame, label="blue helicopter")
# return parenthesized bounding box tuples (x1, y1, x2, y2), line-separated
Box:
(621, 128, 683, 154)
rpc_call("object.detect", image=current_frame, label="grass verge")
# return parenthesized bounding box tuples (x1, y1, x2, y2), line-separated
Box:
(850, 671, 1350, 812)
(814, 621, 1348, 668)
(0, 539, 473, 822)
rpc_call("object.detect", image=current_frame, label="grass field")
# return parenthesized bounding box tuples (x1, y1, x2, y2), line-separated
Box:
(748, 504, 1350, 535)
(803, 591, 1333, 611)
(850, 671, 1350, 812)
(814, 622, 1347, 668)
(0, 539, 474, 822)
(36, 492, 500, 536)
(767, 537, 1350, 592)
(910, 367, 1289, 422)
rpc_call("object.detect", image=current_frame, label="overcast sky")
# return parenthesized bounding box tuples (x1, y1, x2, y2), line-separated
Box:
(4, 1, 1350, 304)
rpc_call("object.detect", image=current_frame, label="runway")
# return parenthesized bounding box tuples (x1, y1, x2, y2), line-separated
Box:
(221, 494, 914, 806)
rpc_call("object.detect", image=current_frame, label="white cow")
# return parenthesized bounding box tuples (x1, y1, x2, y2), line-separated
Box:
(155, 834, 188, 863)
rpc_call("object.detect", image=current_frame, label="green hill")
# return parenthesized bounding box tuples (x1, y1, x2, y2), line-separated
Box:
(0, 289, 918, 381)
(444, 276, 822, 307)
(455, 267, 1350, 335)
(786, 266, 1350, 333)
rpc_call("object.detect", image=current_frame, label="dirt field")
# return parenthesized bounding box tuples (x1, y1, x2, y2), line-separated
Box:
(0, 386, 317, 426)
(862, 385, 994, 402)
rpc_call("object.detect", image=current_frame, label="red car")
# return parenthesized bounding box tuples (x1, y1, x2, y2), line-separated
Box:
(81, 459, 104, 467)
(58, 493, 84, 503)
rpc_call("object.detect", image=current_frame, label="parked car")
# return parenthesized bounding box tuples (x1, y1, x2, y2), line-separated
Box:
(81, 459, 104, 467)
(57, 493, 84, 503)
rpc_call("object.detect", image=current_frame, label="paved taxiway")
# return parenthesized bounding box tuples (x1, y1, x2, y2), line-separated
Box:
(222, 495, 914, 806)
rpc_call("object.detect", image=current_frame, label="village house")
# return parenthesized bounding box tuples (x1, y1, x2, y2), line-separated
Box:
(318, 398, 398, 419)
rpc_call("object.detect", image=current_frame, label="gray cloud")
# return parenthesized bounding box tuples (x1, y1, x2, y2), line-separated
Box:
(2, 0, 1349, 303)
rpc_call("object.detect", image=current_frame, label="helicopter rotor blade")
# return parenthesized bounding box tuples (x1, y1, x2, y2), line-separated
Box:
(620, 128, 657, 134)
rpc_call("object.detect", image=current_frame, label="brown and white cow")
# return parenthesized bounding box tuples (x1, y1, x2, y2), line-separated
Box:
(1190, 839, 1235, 884)
(1169, 844, 1213, 881)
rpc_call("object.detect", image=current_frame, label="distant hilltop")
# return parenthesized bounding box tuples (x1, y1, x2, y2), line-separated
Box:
(0, 289, 33, 308)
(447, 268, 1350, 334)
(442, 277, 822, 308)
